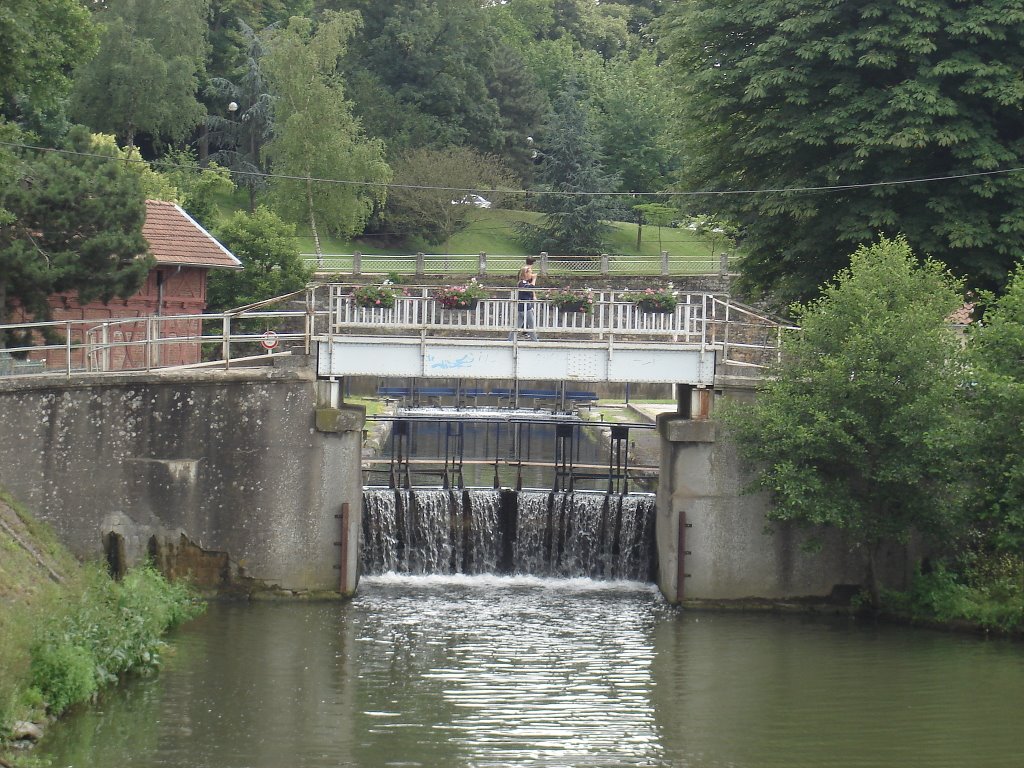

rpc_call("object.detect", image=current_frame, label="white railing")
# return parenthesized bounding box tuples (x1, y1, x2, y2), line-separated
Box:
(0, 288, 320, 379)
(330, 286, 709, 341)
(0, 284, 789, 380)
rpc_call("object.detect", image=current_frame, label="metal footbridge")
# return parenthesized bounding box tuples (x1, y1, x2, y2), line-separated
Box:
(0, 284, 789, 386)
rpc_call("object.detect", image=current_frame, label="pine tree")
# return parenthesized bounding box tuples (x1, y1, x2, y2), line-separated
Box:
(0, 128, 151, 336)
(518, 80, 620, 255)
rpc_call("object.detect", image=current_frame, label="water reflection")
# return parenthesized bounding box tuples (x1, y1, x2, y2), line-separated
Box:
(38, 579, 1024, 768)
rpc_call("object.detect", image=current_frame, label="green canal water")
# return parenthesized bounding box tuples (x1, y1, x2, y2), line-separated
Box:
(39, 576, 1024, 768)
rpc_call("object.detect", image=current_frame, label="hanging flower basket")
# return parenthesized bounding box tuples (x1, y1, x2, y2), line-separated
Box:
(548, 287, 594, 314)
(434, 280, 488, 310)
(352, 282, 405, 309)
(621, 288, 677, 314)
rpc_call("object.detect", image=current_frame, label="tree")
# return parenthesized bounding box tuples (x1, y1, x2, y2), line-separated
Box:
(70, 0, 210, 153)
(341, 0, 503, 153)
(384, 147, 520, 249)
(0, 0, 98, 138)
(632, 202, 675, 250)
(719, 236, 965, 607)
(660, 1, 1024, 304)
(964, 266, 1024, 552)
(518, 80, 621, 255)
(207, 206, 312, 311)
(205, 20, 275, 211)
(261, 12, 391, 256)
(0, 128, 152, 338)
(590, 53, 676, 195)
(488, 43, 549, 181)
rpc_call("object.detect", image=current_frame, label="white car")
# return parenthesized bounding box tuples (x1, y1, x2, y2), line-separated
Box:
(451, 194, 492, 208)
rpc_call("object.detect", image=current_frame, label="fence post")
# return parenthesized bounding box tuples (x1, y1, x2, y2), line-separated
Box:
(101, 323, 110, 372)
(65, 320, 72, 377)
(221, 316, 231, 368)
(416, 251, 425, 277)
(719, 251, 730, 278)
(600, 252, 609, 275)
(352, 250, 362, 276)
(478, 251, 487, 276)
(539, 251, 549, 277)
(145, 316, 155, 371)
(661, 250, 669, 276)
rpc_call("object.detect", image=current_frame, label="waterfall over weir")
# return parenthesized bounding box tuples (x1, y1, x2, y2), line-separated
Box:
(362, 489, 657, 582)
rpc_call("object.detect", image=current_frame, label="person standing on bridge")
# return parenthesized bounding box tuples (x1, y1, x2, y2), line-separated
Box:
(509, 257, 539, 342)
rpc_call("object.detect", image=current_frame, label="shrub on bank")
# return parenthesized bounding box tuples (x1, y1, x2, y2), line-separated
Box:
(1, 492, 204, 751)
(884, 555, 1024, 633)
(29, 565, 204, 716)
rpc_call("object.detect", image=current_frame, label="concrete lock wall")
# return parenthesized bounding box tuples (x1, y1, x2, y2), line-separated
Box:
(0, 363, 363, 595)
(655, 406, 902, 604)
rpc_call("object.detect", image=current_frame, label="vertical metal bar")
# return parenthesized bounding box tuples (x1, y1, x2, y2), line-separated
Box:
(676, 509, 687, 602)
(338, 502, 349, 593)
(221, 316, 230, 368)
(65, 321, 72, 377)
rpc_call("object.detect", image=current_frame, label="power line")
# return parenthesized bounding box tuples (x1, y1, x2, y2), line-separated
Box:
(3, 138, 1024, 198)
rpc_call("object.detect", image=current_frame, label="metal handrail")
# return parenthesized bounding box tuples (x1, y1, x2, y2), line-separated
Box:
(0, 283, 788, 380)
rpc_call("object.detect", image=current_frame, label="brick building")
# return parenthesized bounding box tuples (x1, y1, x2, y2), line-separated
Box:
(29, 200, 242, 370)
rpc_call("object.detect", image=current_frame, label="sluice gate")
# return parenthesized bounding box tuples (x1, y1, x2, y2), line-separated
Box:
(361, 412, 659, 581)
(362, 488, 657, 582)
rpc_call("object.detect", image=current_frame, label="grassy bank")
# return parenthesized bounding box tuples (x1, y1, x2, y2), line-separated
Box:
(0, 489, 203, 761)
(210, 190, 727, 260)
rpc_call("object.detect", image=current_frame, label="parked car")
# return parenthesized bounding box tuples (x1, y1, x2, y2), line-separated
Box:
(451, 194, 492, 208)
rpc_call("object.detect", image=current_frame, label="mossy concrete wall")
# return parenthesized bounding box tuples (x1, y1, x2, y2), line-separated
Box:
(655, 391, 909, 604)
(0, 364, 363, 595)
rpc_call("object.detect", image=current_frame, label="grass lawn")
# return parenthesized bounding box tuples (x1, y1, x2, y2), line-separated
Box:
(207, 191, 732, 262)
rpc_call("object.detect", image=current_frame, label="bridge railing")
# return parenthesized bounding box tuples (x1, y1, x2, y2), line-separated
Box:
(0, 284, 791, 379)
(0, 295, 316, 378)
(323, 286, 778, 352)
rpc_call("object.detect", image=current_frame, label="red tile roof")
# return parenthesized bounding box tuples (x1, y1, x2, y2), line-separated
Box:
(142, 200, 242, 270)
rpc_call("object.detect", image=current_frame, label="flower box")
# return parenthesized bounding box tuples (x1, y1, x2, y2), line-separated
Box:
(548, 288, 595, 314)
(352, 283, 404, 309)
(621, 288, 677, 314)
(434, 280, 488, 310)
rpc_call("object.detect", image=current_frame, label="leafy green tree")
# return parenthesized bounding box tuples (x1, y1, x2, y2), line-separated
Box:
(152, 151, 236, 227)
(207, 206, 312, 310)
(0, 0, 98, 138)
(633, 202, 675, 250)
(964, 266, 1024, 551)
(261, 12, 391, 255)
(719, 236, 965, 607)
(70, 0, 210, 153)
(660, 1, 1024, 304)
(384, 147, 520, 250)
(591, 52, 676, 194)
(0, 0, 99, 228)
(342, 0, 502, 152)
(0, 128, 152, 336)
(518, 80, 621, 255)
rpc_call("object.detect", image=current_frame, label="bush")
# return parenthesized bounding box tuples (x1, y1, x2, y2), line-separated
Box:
(28, 564, 204, 716)
(886, 555, 1024, 632)
(30, 643, 97, 714)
